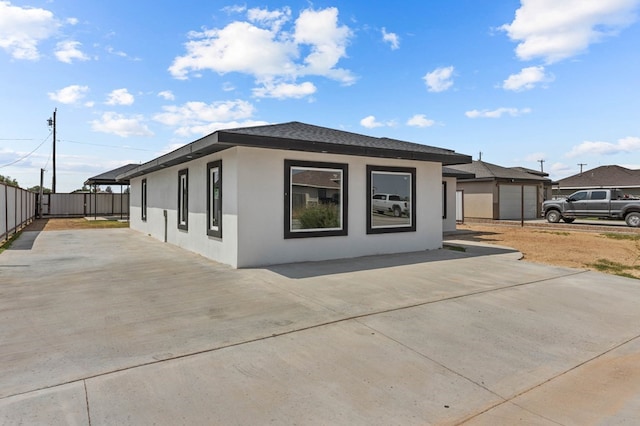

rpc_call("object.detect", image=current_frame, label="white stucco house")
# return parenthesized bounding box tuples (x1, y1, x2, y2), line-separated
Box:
(118, 122, 471, 268)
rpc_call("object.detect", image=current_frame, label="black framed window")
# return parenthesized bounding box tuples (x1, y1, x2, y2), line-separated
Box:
(367, 165, 416, 234)
(206, 160, 222, 238)
(442, 181, 447, 219)
(178, 169, 188, 230)
(141, 178, 147, 221)
(284, 160, 348, 239)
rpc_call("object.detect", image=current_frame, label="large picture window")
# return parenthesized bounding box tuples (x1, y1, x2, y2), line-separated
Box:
(367, 165, 416, 234)
(178, 169, 188, 230)
(141, 178, 147, 221)
(284, 160, 348, 239)
(207, 160, 222, 238)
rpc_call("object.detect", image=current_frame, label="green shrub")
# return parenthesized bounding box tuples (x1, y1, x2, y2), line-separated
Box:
(297, 204, 340, 229)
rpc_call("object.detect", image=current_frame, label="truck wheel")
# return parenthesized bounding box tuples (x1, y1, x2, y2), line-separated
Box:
(546, 210, 561, 223)
(393, 206, 401, 217)
(563, 218, 575, 223)
(625, 212, 640, 227)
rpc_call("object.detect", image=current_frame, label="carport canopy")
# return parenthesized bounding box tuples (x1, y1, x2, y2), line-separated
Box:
(85, 163, 139, 187)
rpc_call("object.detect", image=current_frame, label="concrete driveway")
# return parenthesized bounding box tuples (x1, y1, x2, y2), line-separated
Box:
(1, 227, 639, 425)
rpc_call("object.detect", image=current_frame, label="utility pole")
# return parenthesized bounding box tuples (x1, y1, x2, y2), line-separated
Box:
(39, 168, 44, 218)
(478, 151, 483, 161)
(538, 159, 545, 173)
(47, 108, 57, 193)
(578, 163, 587, 174)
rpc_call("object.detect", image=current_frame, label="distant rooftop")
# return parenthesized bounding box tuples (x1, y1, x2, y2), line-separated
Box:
(447, 160, 550, 182)
(557, 165, 640, 189)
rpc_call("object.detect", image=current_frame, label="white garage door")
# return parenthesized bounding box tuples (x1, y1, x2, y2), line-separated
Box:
(499, 185, 538, 220)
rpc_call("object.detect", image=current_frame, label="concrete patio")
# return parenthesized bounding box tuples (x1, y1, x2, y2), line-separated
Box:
(1, 227, 639, 424)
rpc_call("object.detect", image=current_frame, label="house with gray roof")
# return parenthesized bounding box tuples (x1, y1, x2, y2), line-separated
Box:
(555, 165, 640, 197)
(447, 160, 552, 220)
(118, 121, 471, 268)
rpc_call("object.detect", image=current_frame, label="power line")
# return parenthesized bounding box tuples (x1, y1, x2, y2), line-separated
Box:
(0, 131, 52, 169)
(60, 139, 155, 152)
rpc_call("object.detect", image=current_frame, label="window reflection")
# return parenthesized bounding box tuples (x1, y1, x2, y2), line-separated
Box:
(291, 167, 342, 231)
(371, 171, 412, 228)
(367, 166, 416, 234)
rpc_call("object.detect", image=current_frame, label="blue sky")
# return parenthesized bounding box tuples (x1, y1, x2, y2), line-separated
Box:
(1, 0, 639, 192)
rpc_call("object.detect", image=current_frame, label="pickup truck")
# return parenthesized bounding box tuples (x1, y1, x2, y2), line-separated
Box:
(542, 188, 640, 227)
(372, 193, 409, 217)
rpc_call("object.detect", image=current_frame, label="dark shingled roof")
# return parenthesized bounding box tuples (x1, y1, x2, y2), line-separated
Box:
(442, 166, 475, 179)
(447, 160, 550, 182)
(85, 163, 139, 186)
(118, 121, 471, 180)
(557, 165, 640, 189)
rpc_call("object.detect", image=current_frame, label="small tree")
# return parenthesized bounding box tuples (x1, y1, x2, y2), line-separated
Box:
(0, 174, 19, 187)
(28, 185, 52, 194)
(105, 186, 113, 193)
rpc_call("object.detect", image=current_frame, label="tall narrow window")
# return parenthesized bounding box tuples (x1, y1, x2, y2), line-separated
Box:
(178, 169, 188, 230)
(442, 181, 447, 219)
(367, 165, 416, 234)
(284, 160, 348, 239)
(141, 178, 147, 221)
(207, 160, 222, 238)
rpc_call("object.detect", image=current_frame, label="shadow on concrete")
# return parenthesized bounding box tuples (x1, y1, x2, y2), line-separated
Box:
(5, 219, 49, 251)
(266, 242, 520, 279)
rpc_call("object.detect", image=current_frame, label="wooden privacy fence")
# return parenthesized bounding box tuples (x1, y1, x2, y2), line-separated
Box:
(0, 183, 37, 244)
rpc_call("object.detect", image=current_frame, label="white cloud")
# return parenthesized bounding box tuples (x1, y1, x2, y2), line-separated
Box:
(423, 66, 454, 92)
(153, 99, 263, 136)
(247, 6, 291, 32)
(48, 84, 89, 104)
(523, 152, 547, 162)
(169, 7, 354, 97)
(293, 7, 354, 82)
(565, 136, 640, 158)
(90, 112, 153, 137)
(66, 17, 79, 25)
(158, 90, 175, 101)
(253, 81, 316, 99)
(502, 66, 554, 91)
(406, 114, 435, 128)
(382, 27, 400, 50)
(105, 88, 134, 106)
(548, 162, 575, 179)
(465, 107, 532, 118)
(105, 46, 137, 60)
(0, 1, 59, 60)
(54, 40, 89, 63)
(500, 0, 640, 63)
(169, 21, 296, 80)
(360, 115, 396, 129)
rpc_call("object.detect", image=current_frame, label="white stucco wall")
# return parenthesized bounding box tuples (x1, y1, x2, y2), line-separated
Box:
(130, 148, 240, 267)
(130, 146, 444, 268)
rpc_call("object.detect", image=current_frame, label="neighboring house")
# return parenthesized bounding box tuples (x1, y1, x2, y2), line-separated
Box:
(442, 166, 475, 230)
(555, 165, 640, 197)
(118, 121, 471, 268)
(447, 160, 552, 220)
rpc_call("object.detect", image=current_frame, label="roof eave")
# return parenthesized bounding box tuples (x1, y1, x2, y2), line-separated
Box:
(118, 130, 472, 181)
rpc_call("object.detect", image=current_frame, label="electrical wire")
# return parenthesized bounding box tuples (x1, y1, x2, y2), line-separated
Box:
(0, 132, 52, 169)
(60, 139, 155, 152)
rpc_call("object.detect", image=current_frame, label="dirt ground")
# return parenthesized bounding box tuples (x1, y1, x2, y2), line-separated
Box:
(456, 223, 640, 279)
(23, 217, 129, 231)
(9, 218, 640, 280)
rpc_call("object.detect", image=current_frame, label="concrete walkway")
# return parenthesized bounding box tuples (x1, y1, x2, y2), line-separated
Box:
(1, 228, 639, 424)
